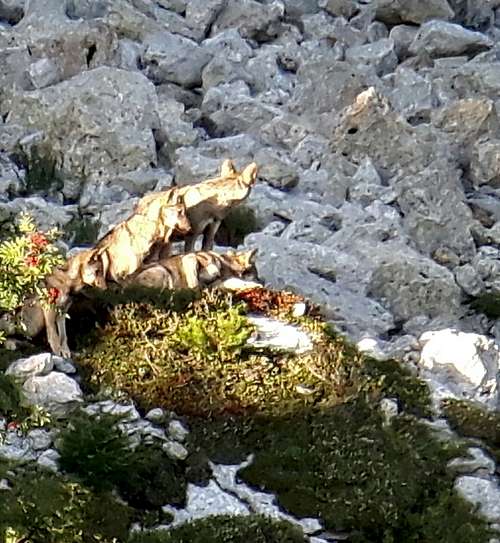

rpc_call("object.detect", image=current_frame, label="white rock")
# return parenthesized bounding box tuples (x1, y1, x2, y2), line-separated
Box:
(448, 448, 496, 476)
(247, 316, 314, 354)
(356, 337, 387, 360)
(419, 329, 499, 388)
(37, 448, 61, 472)
(52, 356, 77, 374)
(380, 398, 399, 425)
(145, 408, 167, 424)
(27, 428, 53, 451)
(455, 476, 500, 522)
(163, 480, 250, 526)
(168, 420, 190, 442)
(22, 372, 83, 414)
(162, 440, 189, 461)
(6, 353, 54, 380)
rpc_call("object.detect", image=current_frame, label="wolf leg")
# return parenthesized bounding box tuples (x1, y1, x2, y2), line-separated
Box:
(202, 220, 221, 251)
(42, 306, 63, 356)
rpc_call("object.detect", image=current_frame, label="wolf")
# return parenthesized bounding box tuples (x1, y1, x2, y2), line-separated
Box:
(90, 199, 191, 284)
(11, 248, 106, 358)
(122, 248, 257, 290)
(136, 159, 258, 259)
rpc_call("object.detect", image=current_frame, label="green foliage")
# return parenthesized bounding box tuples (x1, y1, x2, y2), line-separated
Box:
(189, 403, 491, 543)
(0, 213, 64, 314)
(128, 515, 307, 543)
(470, 291, 500, 319)
(20, 143, 63, 196)
(442, 399, 500, 463)
(57, 410, 134, 492)
(0, 372, 29, 422)
(65, 215, 100, 245)
(217, 205, 260, 247)
(57, 410, 188, 510)
(0, 467, 132, 543)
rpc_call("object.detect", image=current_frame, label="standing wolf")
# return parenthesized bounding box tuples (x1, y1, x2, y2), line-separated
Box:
(136, 159, 258, 259)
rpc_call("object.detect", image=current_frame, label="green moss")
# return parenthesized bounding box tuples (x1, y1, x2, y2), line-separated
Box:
(442, 399, 500, 463)
(0, 467, 132, 543)
(189, 403, 492, 543)
(128, 514, 307, 543)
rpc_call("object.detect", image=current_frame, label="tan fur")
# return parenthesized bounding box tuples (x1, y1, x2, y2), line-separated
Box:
(123, 248, 257, 291)
(92, 201, 191, 283)
(136, 160, 258, 257)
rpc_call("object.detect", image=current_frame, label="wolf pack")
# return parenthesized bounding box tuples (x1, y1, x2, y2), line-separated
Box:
(17, 159, 260, 358)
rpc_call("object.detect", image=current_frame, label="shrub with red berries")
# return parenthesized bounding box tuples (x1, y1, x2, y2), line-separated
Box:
(0, 213, 64, 321)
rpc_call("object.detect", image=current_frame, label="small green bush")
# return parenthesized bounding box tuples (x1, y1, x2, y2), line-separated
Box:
(58, 410, 189, 510)
(0, 468, 132, 543)
(0, 372, 28, 422)
(57, 410, 133, 492)
(0, 213, 64, 317)
(128, 514, 307, 543)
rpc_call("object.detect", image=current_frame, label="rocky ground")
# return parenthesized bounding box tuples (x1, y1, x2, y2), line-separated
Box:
(3, 0, 500, 540)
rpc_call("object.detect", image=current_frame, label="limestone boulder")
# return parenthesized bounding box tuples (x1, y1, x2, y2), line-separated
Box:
(409, 21, 493, 58)
(455, 477, 500, 523)
(22, 372, 83, 415)
(210, 0, 284, 42)
(375, 0, 454, 24)
(142, 32, 212, 88)
(5, 67, 160, 179)
(470, 140, 500, 188)
(345, 38, 398, 77)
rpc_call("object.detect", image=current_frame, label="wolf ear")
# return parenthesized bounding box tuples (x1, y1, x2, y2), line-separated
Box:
(220, 159, 236, 177)
(246, 248, 258, 263)
(241, 163, 258, 186)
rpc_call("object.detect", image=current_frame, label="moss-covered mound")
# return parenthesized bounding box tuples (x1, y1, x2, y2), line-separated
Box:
(129, 515, 306, 543)
(443, 398, 500, 463)
(0, 465, 132, 543)
(74, 289, 432, 418)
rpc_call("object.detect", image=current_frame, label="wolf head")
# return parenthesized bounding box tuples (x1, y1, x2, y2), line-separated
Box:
(64, 249, 107, 291)
(160, 201, 191, 234)
(225, 248, 258, 275)
(220, 159, 258, 187)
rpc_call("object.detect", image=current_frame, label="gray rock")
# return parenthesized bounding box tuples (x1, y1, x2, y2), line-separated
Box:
(367, 255, 462, 322)
(345, 39, 398, 76)
(0, 0, 24, 23)
(332, 88, 451, 177)
(319, 0, 359, 18)
(36, 448, 60, 471)
(210, 0, 284, 42)
(116, 38, 143, 71)
(470, 140, 500, 188)
(27, 428, 53, 451)
(168, 420, 190, 442)
(455, 264, 485, 296)
(283, 0, 319, 18)
(173, 148, 223, 186)
(145, 408, 167, 424)
(201, 81, 281, 138)
(375, 0, 454, 24)
(394, 163, 475, 261)
(26, 58, 59, 89)
(289, 58, 380, 132)
(185, 0, 225, 41)
(143, 32, 212, 88)
(0, 432, 36, 462)
(389, 24, 419, 60)
(388, 67, 435, 119)
(254, 148, 299, 190)
(201, 29, 254, 64)
(162, 440, 189, 461)
(22, 372, 83, 414)
(455, 476, 500, 522)
(409, 21, 493, 58)
(6, 67, 159, 179)
(448, 447, 496, 476)
(6, 353, 54, 381)
(0, 197, 76, 232)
